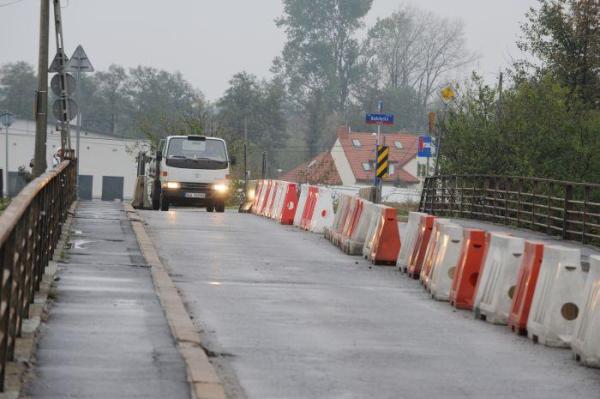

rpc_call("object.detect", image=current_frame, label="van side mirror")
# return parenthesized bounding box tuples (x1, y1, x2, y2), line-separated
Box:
(230, 155, 237, 166)
(156, 150, 163, 162)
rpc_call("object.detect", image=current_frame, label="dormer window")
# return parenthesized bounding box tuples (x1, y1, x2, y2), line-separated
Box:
(394, 141, 403, 149)
(362, 162, 371, 171)
(352, 139, 361, 147)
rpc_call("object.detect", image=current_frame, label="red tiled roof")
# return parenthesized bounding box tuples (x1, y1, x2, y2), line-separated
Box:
(279, 152, 342, 185)
(336, 126, 419, 184)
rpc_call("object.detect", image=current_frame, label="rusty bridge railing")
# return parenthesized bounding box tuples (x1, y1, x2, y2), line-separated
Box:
(419, 175, 600, 247)
(0, 160, 76, 390)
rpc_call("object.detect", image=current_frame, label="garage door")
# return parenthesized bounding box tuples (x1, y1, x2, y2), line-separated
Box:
(101, 176, 124, 201)
(78, 175, 93, 200)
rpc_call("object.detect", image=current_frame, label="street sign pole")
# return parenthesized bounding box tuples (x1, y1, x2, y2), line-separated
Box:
(0, 112, 15, 197)
(365, 101, 391, 203)
(66, 45, 94, 197)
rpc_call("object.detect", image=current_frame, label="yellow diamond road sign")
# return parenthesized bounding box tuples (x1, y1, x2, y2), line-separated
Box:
(440, 86, 456, 103)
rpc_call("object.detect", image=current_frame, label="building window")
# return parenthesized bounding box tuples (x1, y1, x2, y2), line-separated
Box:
(352, 139, 361, 147)
(394, 141, 403, 149)
(362, 162, 371, 171)
(389, 164, 395, 175)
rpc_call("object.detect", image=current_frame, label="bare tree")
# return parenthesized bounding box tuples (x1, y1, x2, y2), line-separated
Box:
(364, 5, 477, 126)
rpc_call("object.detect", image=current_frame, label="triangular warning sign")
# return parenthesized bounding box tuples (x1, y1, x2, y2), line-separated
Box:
(66, 45, 94, 72)
(48, 52, 69, 73)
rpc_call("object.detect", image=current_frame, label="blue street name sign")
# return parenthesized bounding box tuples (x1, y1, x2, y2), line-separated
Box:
(365, 113, 394, 126)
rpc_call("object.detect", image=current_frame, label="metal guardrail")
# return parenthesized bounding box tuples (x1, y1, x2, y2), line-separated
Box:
(419, 175, 600, 247)
(0, 160, 76, 390)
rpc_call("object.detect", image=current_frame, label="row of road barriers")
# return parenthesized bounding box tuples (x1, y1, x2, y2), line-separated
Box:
(398, 211, 600, 369)
(248, 181, 600, 369)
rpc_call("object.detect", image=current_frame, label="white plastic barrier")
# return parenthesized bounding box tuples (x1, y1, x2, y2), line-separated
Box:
(527, 245, 586, 347)
(420, 219, 450, 285)
(362, 204, 385, 259)
(429, 223, 464, 301)
(263, 182, 278, 217)
(293, 184, 308, 227)
(572, 255, 600, 367)
(397, 212, 427, 272)
(473, 233, 525, 325)
(271, 181, 286, 220)
(326, 194, 352, 242)
(344, 201, 378, 255)
(307, 187, 334, 234)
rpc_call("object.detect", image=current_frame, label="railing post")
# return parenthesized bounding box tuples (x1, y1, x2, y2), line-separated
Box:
(546, 182, 553, 235)
(516, 178, 523, 228)
(458, 176, 463, 218)
(562, 184, 573, 240)
(582, 185, 589, 245)
(531, 180, 536, 231)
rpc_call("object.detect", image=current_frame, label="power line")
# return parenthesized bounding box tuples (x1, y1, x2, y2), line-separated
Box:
(0, 0, 29, 7)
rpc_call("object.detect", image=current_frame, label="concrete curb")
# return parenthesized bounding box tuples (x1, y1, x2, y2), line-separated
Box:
(124, 204, 226, 399)
(2, 201, 78, 399)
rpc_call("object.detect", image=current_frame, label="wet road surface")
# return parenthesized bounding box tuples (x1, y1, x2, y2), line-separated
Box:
(142, 208, 600, 399)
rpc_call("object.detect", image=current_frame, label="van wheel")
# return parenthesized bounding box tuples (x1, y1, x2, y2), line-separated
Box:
(216, 202, 225, 213)
(206, 204, 214, 212)
(160, 193, 170, 211)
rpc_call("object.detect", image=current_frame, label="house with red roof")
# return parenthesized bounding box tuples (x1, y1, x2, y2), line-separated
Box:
(280, 126, 421, 187)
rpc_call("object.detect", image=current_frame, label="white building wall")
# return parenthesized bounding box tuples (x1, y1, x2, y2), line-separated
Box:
(330, 139, 356, 186)
(0, 119, 148, 199)
(403, 157, 419, 181)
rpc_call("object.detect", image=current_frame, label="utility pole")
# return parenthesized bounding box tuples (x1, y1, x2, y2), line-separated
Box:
(243, 117, 248, 195)
(52, 0, 73, 153)
(374, 100, 383, 203)
(1, 112, 15, 197)
(33, 0, 50, 177)
(496, 72, 503, 121)
(261, 151, 267, 179)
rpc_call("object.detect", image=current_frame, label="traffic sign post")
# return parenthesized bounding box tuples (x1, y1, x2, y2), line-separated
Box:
(66, 45, 94, 194)
(366, 103, 394, 203)
(0, 112, 15, 197)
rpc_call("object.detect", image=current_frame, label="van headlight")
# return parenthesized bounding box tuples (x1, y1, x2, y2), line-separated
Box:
(166, 182, 181, 189)
(212, 183, 228, 193)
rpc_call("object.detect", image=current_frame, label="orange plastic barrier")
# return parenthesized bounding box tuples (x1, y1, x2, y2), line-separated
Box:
(407, 215, 436, 278)
(508, 241, 544, 335)
(279, 182, 299, 225)
(449, 229, 488, 310)
(369, 207, 401, 265)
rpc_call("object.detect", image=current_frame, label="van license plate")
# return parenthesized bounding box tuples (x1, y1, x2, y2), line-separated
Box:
(185, 193, 205, 199)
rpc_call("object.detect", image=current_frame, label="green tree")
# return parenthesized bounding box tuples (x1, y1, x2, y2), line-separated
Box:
(0, 62, 36, 119)
(519, 0, 600, 105)
(274, 0, 373, 156)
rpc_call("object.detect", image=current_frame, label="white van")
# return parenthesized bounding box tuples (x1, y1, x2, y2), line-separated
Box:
(146, 135, 234, 212)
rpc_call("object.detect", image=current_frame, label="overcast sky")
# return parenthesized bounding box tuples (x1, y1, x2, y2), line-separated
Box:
(1, 0, 539, 100)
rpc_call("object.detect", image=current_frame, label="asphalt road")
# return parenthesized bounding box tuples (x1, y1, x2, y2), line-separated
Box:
(142, 208, 600, 399)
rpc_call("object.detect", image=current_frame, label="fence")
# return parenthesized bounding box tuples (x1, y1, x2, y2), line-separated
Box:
(419, 175, 600, 247)
(0, 160, 76, 390)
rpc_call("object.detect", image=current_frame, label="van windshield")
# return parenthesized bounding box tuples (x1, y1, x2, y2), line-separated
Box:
(167, 138, 227, 162)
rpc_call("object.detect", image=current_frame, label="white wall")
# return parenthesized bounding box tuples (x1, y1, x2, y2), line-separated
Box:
(330, 139, 356, 186)
(0, 119, 148, 199)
